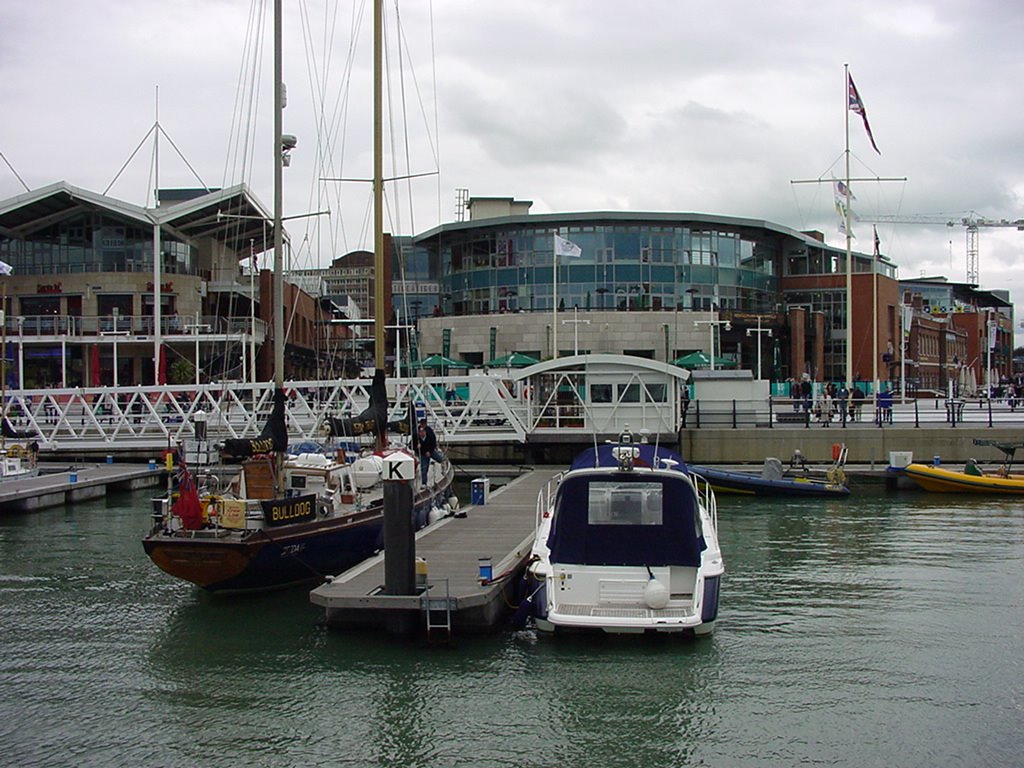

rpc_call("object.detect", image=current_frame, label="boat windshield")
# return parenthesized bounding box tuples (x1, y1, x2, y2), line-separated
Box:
(587, 482, 663, 526)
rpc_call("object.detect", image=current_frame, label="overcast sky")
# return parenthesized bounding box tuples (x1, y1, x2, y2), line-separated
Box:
(3, 1, 1024, 340)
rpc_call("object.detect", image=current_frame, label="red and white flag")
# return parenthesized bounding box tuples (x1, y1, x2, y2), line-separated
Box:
(848, 72, 881, 155)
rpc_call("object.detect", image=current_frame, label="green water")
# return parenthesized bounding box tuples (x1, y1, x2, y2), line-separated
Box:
(1, 486, 1021, 767)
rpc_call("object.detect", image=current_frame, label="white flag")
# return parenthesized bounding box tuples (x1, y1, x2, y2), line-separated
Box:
(0, 260, 13, 275)
(553, 234, 582, 258)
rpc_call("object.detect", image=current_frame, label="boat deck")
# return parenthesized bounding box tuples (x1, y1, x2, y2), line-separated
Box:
(310, 466, 561, 637)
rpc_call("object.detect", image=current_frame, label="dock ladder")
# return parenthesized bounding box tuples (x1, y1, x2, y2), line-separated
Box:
(422, 578, 453, 642)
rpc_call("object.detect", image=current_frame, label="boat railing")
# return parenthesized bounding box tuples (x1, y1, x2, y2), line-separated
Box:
(535, 470, 565, 530)
(690, 472, 718, 532)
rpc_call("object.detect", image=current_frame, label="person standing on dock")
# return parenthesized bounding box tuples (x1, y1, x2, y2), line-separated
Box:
(414, 419, 444, 485)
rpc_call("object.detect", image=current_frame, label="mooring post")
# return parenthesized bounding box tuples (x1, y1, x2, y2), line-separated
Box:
(382, 451, 416, 597)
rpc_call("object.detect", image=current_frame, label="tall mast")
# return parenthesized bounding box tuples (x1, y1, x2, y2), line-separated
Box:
(373, 0, 385, 371)
(152, 86, 163, 385)
(273, 0, 285, 389)
(272, 0, 285, 495)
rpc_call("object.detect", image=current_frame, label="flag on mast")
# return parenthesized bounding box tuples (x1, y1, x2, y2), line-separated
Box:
(833, 176, 856, 201)
(847, 72, 881, 155)
(833, 176, 857, 237)
(553, 234, 582, 258)
(0, 260, 12, 276)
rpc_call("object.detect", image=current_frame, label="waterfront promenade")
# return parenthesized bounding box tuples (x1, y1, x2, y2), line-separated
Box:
(680, 396, 1024, 468)
(4, 374, 1021, 466)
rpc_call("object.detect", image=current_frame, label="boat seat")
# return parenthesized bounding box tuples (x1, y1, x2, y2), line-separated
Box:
(761, 457, 784, 480)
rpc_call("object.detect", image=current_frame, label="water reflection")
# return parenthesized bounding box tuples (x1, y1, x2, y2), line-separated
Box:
(1, 486, 1022, 766)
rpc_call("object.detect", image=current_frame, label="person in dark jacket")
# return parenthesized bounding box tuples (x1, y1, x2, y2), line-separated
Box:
(414, 419, 444, 485)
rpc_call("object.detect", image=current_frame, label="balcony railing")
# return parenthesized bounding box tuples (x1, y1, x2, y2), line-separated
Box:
(5, 315, 268, 339)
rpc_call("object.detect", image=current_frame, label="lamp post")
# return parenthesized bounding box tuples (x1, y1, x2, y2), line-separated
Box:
(693, 317, 731, 371)
(17, 316, 24, 389)
(985, 310, 995, 398)
(184, 313, 211, 388)
(746, 315, 773, 381)
(100, 330, 130, 387)
(561, 307, 590, 356)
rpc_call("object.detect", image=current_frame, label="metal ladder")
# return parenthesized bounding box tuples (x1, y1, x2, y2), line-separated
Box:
(422, 578, 453, 642)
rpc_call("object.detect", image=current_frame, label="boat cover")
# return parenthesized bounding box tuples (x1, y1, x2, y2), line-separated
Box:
(569, 444, 689, 473)
(546, 471, 705, 567)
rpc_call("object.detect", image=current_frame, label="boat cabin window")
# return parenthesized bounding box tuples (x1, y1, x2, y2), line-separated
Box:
(587, 482, 663, 526)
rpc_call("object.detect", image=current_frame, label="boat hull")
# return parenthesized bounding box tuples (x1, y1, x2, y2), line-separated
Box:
(527, 570, 722, 636)
(525, 444, 724, 637)
(690, 466, 849, 497)
(143, 482, 452, 593)
(901, 463, 1024, 494)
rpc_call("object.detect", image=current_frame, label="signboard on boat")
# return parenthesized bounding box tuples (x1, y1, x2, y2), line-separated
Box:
(261, 494, 317, 527)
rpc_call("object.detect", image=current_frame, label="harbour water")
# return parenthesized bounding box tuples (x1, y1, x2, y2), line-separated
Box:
(1, 483, 1022, 767)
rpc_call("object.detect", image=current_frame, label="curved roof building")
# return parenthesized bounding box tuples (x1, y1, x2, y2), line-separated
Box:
(413, 198, 897, 383)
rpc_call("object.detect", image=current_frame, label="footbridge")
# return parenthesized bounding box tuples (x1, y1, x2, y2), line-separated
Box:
(8, 355, 688, 457)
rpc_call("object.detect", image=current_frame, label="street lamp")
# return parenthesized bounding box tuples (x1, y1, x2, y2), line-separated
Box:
(693, 318, 731, 371)
(184, 312, 211, 388)
(561, 307, 590, 355)
(100, 330, 130, 387)
(745, 316, 773, 381)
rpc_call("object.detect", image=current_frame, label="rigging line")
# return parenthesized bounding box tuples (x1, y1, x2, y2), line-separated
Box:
(103, 124, 156, 196)
(313, 0, 343, 269)
(0, 149, 29, 192)
(394, 4, 441, 174)
(393, 0, 416, 239)
(222, 0, 265, 190)
(297, 0, 338, 261)
(382, 6, 405, 241)
(156, 125, 210, 191)
(428, 0, 441, 219)
(387, 6, 414, 329)
(315, 0, 364, 260)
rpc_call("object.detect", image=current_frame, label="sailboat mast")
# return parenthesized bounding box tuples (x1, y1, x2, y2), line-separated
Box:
(271, 0, 286, 496)
(273, 0, 285, 389)
(373, 0, 385, 372)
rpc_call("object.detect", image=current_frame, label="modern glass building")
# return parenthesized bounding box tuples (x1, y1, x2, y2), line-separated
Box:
(420, 211, 790, 316)
(414, 201, 898, 382)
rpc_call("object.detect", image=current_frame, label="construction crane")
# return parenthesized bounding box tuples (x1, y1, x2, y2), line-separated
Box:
(861, 212, 1024, 284)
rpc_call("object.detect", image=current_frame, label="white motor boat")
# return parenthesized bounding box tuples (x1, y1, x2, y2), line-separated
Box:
(523, 431, 723, 635)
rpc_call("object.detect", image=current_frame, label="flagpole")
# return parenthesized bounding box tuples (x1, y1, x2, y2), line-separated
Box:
(844, 63, 853, 394)
(552, 238, 558, 360)
(872, 228, 879, 402)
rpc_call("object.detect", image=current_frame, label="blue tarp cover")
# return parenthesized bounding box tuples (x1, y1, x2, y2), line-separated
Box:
(547, 470, 705, 567)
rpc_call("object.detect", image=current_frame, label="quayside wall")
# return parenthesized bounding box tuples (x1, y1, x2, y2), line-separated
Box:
(437, 426, 1021, 467)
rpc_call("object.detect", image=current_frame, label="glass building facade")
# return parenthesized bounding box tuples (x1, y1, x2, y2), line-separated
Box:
(420, 214, 801, 318)
(0, 210, 197, 277)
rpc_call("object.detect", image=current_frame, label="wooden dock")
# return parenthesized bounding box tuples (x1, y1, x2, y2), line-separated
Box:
(0, 462, 166, 513)
(310, 466, 562, 638)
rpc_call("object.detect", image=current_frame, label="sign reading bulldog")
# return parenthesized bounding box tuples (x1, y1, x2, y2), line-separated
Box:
(261, 494, 317, 527)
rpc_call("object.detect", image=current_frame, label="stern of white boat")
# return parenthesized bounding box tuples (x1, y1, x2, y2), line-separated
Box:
(544, 563, 720, 633)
